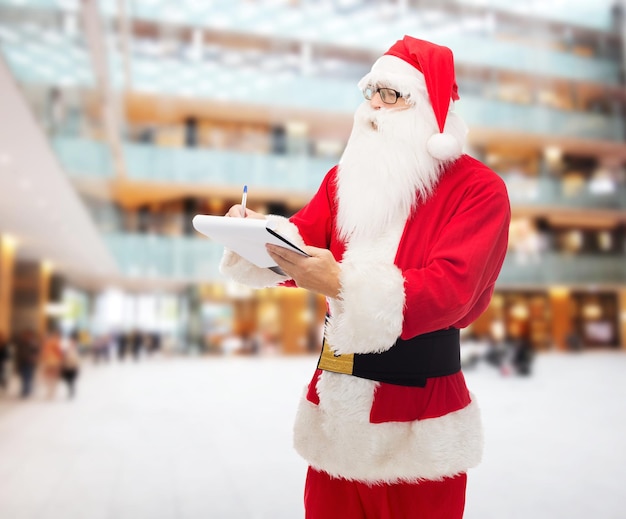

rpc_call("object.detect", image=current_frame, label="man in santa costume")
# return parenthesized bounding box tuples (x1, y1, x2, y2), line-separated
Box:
(221, 35, 510, 518)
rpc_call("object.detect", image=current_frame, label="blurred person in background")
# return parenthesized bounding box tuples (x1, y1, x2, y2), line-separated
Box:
(14, 328, 41, 399)
(117, 330, 129, 361)
(92, 333, 112, 363)
(512, 335, 534, 376)
(0, 331, 10, 393)
(60, 333, 81, 399)
(566, 329, 584, 352)
(40, 327, 64, 399)
(77, 328, 92, 356)
(148, 331, 162, 356)
(46, 86, 66, 135)
(130, 329, 143, 361)
(221, 36, 510, 518)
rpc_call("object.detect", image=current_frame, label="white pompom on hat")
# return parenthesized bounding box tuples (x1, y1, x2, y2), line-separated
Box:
(358, 35, 464, 161)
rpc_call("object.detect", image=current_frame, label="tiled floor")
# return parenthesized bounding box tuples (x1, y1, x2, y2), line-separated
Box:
(0, 351, 625, 518)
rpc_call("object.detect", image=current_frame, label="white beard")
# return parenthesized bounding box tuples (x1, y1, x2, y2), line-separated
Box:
(336, 96, 446, 243)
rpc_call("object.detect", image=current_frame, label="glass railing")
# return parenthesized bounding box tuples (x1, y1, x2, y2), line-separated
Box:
(456, 96, 624, 142)
(105, 232, 626, 285)
(52, 136, 113, 178)
(498, 252, 626, 284)
(446, 0, 616, 31)
(46, 76, 624, 145)
(54, 136, 626, 211)
(122, 143, 335, 192)
(104, 233, 225, 282)
(54, 136, 336, 190)
(503, 176, 626, 209)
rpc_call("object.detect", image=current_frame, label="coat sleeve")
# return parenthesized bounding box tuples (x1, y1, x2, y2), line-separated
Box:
(400, 172, 510, 339)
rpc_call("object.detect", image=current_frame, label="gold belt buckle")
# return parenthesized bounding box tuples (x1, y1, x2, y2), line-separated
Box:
(318, 339, 354, 375)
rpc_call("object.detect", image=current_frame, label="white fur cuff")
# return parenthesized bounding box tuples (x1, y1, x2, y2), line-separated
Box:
(326, 261, 405, 355)
(218, 215, 306, 288)
(219, 248, 286, 288)
(265, 215, 307, 251)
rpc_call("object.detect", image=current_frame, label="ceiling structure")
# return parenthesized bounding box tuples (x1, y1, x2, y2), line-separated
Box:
(0, 56, 119, 286)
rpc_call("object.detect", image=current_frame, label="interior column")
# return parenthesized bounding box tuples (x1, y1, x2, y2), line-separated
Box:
(0, 234, 17, 337)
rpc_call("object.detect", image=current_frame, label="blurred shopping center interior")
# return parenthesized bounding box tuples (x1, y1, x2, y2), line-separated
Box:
(0, 0, 625, 355)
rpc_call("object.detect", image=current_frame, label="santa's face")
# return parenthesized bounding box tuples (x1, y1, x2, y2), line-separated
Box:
(336, 92, 444, 242)
(365, 90, 411, 130)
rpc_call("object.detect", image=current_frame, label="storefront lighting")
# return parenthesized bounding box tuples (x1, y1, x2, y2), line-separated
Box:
(300, 309, 313, 324)
(598, 231, 612, 251)
(549, 287, 569, 298)
(582, 304, 602, 320)
(1, 234, 18, 252)
(42, 260, 54, 273)
(543, 146, 562, 166)
(589, 176, 616, 194)
(509, 302, 530, 319)
(565, 230, 583, 252)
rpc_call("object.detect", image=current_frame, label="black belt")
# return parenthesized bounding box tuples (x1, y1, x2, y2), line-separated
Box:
(317, 328, 461, 387)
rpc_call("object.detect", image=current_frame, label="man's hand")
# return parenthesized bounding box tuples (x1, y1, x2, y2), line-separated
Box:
(266, 244, 341, 299)
(225, 205, 266, 219)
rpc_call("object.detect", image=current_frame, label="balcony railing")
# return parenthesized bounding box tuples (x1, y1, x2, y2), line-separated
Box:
(53, 137, 112, 178)
(456, 98, 624, 142)
(502, 175, 626, 210)
(105, 233, 626, 285)
(122, 143, 335, 192)
(54, 136, 626, 211)
(104, 233, 225, 282)
(498, 251, 626, 284)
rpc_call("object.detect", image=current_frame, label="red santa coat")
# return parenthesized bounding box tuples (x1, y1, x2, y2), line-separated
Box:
(289, 154, 509, 483)
(220, 154, 510, 483)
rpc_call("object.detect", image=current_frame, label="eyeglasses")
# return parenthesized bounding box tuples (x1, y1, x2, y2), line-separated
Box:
(362, 86, 402, 104)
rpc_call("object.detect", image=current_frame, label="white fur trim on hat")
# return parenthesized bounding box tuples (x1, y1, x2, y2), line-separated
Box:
(358, 55, 427, 103)
(427, 132, 462, 161)
(430, 109, 468, 162)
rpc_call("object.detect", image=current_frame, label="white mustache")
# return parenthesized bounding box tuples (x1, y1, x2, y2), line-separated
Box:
(356, 103, 410, 132)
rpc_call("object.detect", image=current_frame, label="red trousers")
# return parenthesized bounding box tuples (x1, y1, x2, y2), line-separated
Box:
(304, 467, 467, 519)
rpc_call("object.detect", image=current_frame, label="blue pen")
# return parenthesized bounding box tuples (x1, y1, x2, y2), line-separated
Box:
(240, 184, 248, 217)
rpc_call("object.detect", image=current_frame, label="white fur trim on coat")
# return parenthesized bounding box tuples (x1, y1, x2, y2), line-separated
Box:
(293, 371, 483, 484)
(219, 215, 303, 288)
(326, 230, 406, 355)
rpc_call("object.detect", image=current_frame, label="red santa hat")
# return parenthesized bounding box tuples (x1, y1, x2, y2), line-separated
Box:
(358, 35, 463, 161)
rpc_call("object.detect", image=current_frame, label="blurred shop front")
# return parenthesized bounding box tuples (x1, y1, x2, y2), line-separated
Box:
(193, 284, 327, 356)
(473, 288, 625, 351)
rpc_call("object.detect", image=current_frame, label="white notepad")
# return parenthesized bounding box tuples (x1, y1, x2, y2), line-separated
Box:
(192, 214, 309, 268)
